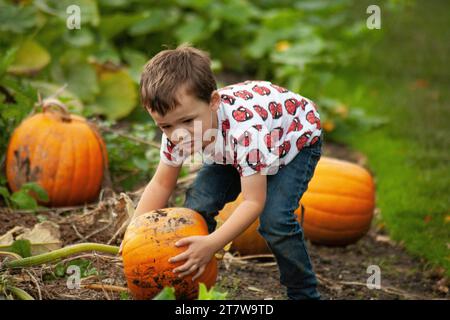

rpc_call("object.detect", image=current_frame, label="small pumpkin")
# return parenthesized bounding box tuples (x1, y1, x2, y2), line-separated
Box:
(6, 99, 108, 207)
(217, 157, 375, 253)
(122, 208, 217, 300)
(217, 194, 270, 256)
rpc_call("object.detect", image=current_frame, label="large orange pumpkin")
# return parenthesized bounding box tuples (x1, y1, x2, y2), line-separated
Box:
(6, 99, 108, 206)
(298, 157, 375, 245)
(122, 208, 218, 300)
(217, 157, 375, 253)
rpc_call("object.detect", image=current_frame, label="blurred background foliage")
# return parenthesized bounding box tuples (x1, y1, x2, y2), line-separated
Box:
(0, 0, 402, 191)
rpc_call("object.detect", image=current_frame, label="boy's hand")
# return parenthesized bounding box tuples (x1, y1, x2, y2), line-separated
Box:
(169, 235, 217, 281)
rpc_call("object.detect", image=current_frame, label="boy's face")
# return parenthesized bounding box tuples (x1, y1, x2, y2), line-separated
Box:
(149, 85, 220, 155)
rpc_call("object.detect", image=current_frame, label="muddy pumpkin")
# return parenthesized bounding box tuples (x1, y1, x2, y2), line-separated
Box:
(218, 156, 375, 253)
(5, 99, 108, 207)
(122, 208, 218, 300)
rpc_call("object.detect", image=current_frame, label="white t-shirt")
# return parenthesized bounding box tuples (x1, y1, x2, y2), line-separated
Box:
(160, 80, 322, 177)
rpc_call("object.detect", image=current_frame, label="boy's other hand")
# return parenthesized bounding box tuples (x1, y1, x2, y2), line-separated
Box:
(168, 235, 217, 281)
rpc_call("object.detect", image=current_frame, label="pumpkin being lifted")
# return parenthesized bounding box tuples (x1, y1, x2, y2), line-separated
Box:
(6, 99, 108, 207)
(121, 207, 218, 300)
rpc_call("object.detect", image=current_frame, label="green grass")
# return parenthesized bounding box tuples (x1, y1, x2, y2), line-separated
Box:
(315, 0, 450, 275)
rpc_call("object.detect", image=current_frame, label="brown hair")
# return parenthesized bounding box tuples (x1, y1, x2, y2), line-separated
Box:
(140, 44, 217, 116)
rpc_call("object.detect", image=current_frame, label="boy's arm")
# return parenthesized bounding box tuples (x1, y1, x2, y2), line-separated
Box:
(133, 160, 182, 219)
(170, 173, 267, 279)
(207, 173, 267, 252)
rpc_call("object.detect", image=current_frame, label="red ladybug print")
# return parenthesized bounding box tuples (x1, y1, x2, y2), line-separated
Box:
(284, 98, 302, 115)
(270, 83, 288, 93)
(236, 130, 252, 147)
(163, 151, 173, 161)
(232, 106, 253, 122)
(264, 127, 284, 149)
(221, 119, 230, 138)
(246, 149, 266, 172)
(287, 117, 303, 134)
(306, 110, 321, 129)
(233, 90, 253, 100)
(268, 102, 283, 119)
(276, 141, 291, 158)
(167, 139, 175, 153)
(253, 124, 263, 131)
(310, 136, 319, 145)
(253, 105, 268, 120)
(221, 94, 236, 105)
(300, 98, 308, 110)
(252, 84, 271, 96)
(296, 131, 312, 151)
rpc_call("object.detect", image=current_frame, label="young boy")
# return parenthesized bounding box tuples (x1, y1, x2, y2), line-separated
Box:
(130, 45, 323, 300)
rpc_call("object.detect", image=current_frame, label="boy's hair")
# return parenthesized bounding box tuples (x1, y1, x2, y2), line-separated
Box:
(140, 44, 217, 116)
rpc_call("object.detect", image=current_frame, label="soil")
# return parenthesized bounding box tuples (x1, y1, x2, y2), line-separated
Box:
(0, 142, 448, 300)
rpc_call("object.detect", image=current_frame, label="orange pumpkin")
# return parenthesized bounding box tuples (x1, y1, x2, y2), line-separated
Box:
(217, 194, 270, 255)
(6, 99, 108, 207)
(122, 208, 217, 300)
(298, 157, 375, 245)
(217, 157, 375, 253)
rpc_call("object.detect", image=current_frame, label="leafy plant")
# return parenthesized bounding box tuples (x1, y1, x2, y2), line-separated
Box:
(44, 258, 98, 281)
(152, 284, 227, 300)
(0, 182, 49, 211)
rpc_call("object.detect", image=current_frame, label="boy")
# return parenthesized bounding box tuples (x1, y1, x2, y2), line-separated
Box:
(128, 45, 323, 300)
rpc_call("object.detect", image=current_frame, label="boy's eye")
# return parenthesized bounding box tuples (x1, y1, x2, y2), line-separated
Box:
(182, 119, 193, 124)
(161, 125, 171, 129)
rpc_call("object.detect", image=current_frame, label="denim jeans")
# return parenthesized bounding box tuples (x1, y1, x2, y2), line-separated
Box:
(184, 136, 323, 300)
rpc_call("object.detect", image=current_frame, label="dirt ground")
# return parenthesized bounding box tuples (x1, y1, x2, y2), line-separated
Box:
(0, 142, 448, 300)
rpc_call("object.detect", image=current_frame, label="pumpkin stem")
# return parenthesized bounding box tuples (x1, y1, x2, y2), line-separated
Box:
(41, 98, 71, 122)
(1, 285, 35, 300)
(3, 243, 119, 269)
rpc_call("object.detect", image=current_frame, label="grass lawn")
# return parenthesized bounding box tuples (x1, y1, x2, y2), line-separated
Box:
(314, 0, 449, 275)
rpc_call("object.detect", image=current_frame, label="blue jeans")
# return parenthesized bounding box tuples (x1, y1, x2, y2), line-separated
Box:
(184, 136, 323, 300)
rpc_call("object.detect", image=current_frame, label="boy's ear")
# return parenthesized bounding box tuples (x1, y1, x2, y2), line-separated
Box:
(210, 90, 220, 111)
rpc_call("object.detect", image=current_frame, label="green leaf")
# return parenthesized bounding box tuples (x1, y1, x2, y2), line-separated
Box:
(10, 190, 39, 210)
(67, 259, 98, 277)
(21, 182, 49, 202)
(129, 9, 180, 36)
(53, 259, 98, 279)
(0, 47, 18, 77)
(99, 13, 146, 39)
(7, 40, 51, 75)
(271, 38, 326, 69)
(119, 291, 131, 300)
(197, 283, 227, 300)
(174, 14, 207, 43)
(0, 2, 38, 34)
(10, 239, 32, 258)
(54, 262, 67, 278)
(63, 28, 95, 47)
(153, 287, 176, 300)
(121, 48, 148, 84)
(89, 69, 137, 120)
(52, 51, 99, 101)
(0, 186, 11, 207)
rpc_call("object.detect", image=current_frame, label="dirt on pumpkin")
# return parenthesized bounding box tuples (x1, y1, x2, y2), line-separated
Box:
(0, 142, 448, 300)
